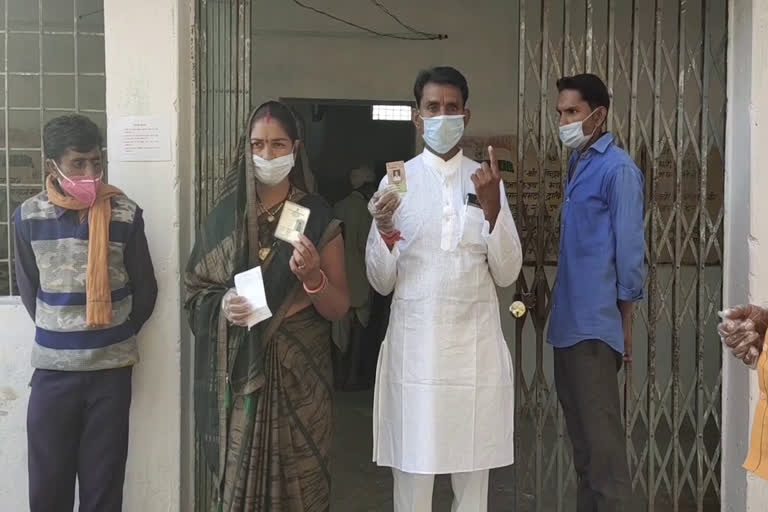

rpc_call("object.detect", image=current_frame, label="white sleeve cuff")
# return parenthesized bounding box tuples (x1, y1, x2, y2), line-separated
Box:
(366, 227, 399, 295)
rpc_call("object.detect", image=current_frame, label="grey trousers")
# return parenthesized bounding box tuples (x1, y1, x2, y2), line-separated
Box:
(554, 340, 632, 512)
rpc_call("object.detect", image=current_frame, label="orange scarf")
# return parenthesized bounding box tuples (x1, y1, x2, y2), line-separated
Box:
(46, 175, 123, 327)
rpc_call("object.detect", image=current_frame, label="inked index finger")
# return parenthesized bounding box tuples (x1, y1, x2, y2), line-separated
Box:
(488, 146, 500, 177)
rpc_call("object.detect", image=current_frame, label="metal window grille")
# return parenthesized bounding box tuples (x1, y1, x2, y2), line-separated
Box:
(372, 104, 412, 121)
(0, 0, 106, 296)
(194, 1, 252, 508)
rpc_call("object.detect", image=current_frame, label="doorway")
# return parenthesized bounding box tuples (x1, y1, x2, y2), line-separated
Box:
(284, 99, 413, 510)
(284, 99, 416, 200)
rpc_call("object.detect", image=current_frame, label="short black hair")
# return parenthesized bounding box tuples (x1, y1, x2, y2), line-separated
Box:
(43, 114, 103, 162)
(413, 66, 469, 108)
(556, 73, 611, 111)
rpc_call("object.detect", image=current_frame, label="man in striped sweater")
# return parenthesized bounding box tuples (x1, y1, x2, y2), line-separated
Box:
(13, 114, 158, 512)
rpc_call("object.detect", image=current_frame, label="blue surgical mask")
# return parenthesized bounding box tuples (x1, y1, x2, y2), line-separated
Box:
(421, 114, 465, 155)
(558, 109, 598, 150)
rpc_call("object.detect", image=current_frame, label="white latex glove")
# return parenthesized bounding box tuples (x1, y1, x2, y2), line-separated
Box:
(718, 312, 762, 369)
(222, 288, 254, 327)
(721, 305, 768, 338)
(368, 185, 401, 236)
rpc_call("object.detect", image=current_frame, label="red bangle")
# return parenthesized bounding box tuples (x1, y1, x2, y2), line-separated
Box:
(303, 270, 328, 295)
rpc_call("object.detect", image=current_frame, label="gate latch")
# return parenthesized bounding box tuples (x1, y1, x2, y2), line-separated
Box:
(509, 292, 536, 319)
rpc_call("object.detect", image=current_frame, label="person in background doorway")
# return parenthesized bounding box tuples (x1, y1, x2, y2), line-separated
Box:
(185, 100, 350, 511)
(332, 164, 377, 390)
(13, 114, 158, 512)
(366, 66, 522, 512)
(549, 74, 645, 511)
(719, 305, 768, 479)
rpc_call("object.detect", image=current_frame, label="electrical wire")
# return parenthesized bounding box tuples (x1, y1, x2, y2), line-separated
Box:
(78, 9, 104, 21)
(369, 0, 435, 38)
(291, 0, 447, 40)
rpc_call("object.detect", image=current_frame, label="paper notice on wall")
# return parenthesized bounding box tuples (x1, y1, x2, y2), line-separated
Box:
(111, 116, 171, 162)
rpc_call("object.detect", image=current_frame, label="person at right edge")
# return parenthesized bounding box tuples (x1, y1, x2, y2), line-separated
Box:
(548, 73, 646, 511)
(718, 305, 768, 480)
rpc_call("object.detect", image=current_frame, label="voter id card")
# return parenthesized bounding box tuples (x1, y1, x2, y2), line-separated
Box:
(386, 160, 407, 193)
(275, 201, 310, 244)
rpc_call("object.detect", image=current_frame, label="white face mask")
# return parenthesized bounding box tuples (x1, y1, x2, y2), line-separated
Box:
(252, 153, 294, 186)
(558, 109, 599, 150)
(422, 114, 465, 155)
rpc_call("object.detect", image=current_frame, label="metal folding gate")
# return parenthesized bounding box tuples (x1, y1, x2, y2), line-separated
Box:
(193, 1, 727, 510)
(193, 1, 251, 509)
(194, 0, 251, 226)
(512, 1, 726, 510)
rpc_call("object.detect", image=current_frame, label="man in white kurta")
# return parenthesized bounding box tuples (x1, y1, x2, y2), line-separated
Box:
(366, 66, 522, 512)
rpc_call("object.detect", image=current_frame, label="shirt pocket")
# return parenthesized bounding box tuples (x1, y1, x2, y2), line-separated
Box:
(458, 205, 487, 254)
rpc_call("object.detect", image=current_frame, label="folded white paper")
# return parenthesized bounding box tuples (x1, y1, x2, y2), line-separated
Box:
(234, 266, 273, 329)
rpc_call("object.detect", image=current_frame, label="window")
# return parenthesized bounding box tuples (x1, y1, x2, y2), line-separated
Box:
(372, 104, 412, 122)
(0, 0, 105, 296)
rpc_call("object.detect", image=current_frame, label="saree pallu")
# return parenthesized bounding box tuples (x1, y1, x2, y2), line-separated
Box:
(222, 307, 333, 512)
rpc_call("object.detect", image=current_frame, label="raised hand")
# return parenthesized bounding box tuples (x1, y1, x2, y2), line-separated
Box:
(471, 146, 502, 226)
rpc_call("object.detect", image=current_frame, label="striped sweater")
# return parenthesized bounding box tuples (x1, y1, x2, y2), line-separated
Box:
(13, 191, 158, 371)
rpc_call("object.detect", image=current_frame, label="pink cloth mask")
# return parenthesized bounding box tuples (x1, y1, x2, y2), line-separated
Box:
(53, 160, 102, 207)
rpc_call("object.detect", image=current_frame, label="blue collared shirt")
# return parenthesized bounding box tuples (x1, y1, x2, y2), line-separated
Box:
(547, 133, 646, 355)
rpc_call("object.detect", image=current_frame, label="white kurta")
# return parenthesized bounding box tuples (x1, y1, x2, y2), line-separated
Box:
(367, 149, 523, 474)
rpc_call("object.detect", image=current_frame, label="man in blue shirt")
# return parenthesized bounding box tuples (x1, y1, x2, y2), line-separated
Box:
(549, 74, 645, 511)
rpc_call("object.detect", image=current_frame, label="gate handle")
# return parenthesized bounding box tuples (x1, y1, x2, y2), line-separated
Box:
(509, 292, 536, 318)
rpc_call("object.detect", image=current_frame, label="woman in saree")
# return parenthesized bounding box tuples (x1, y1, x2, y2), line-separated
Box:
(185, 100, 350, 511)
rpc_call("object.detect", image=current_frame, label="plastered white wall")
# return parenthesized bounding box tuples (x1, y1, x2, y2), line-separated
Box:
(0, 299, 33, 510)
(249, 0, 520, 136)
(103, 0, 187, 509)
(722, 1, 751, 509)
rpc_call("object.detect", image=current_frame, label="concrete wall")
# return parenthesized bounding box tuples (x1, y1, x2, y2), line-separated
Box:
(0, 299, 33, 510)
(250, 0, 520, 136)
(102, 0, 191, 508)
